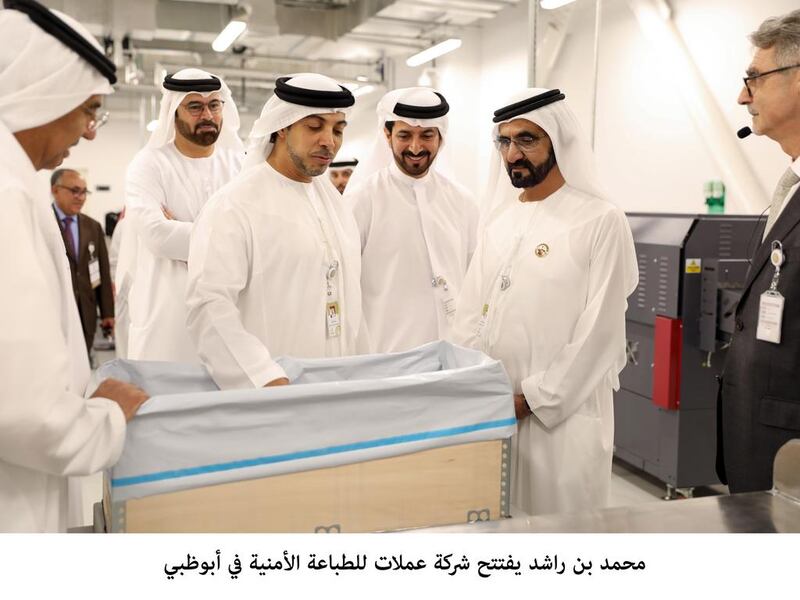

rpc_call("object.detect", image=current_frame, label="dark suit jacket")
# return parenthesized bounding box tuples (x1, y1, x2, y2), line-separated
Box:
(717, 185, 800, 493)
(53, 208, 114, 352)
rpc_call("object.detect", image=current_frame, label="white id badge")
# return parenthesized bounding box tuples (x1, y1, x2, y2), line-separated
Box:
(442, 296, 456, 320)
(326, 301, 341, 338)
(757, 291, 784, 344)
(89, 258, 101, 289)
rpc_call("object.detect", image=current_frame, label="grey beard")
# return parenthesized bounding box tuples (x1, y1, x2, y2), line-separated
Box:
(288, 144, 328, 177)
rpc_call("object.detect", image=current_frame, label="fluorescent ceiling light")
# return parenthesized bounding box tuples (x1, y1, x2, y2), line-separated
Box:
(356, 75, 369, 82)
(399, 0, 494, 19)
(406, 38, 462, 67)
(540, 0, 577, 9)
(212, 19, 247, 52)
(352, 85, 376, 97)
(146, 119, 159, 132)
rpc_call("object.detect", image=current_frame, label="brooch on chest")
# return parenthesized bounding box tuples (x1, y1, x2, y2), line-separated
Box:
(534, 243, 549, 258)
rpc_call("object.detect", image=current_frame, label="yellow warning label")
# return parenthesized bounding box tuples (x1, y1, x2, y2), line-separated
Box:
(685, 259, 702, 274)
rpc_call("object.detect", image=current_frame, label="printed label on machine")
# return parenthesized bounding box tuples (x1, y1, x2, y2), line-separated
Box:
(685, 258, 702, 274)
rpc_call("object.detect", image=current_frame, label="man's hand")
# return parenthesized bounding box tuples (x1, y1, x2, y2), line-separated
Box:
(161, 205, 175, 220)
(264, 377, 290, 387)
(91, 378, 149, 422)
(101, 317, 115, 331)
(514, 394, 532, 420)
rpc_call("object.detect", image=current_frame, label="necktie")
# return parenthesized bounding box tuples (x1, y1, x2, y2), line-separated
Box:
(762, 167, 800, 241)
(62, 216, 77, 259)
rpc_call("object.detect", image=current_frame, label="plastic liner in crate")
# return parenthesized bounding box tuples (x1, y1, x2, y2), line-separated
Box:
(93, 341, 516, 502)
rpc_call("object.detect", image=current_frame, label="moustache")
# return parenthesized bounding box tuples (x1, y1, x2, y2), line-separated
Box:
(194, 121, 219, 131)
(507, 158, 534, 172)
(402, 150, 430, 159)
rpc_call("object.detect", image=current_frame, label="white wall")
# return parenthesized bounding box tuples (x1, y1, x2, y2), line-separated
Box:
(393, 0, 799, 214)
(38, 116, 146, 228)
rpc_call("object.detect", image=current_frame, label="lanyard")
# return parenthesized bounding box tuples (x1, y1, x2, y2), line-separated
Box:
(490, 202, 540, 296)
(305, 185, 342, 284)
(411, 182, 449, 292)
(479, 202, 540, 347)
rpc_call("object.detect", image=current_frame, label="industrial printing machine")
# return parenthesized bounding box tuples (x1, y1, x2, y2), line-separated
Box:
(614, 213, 765, 498)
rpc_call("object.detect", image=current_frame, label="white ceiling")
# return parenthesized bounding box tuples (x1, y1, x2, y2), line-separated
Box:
(33, 0, 521, 117)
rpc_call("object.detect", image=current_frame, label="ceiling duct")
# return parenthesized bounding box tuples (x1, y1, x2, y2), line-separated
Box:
(156, 1, 231, 35)
(275, 0, 395, 39)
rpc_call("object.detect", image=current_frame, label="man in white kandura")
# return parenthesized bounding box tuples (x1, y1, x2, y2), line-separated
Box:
(328, 154, 357, 194)
(452, 89, 638, 516)
(120, 68, 243, 362)
(187, 73, 364, 390)
(345, 87, 478, 353)
(0, 0, 148, 532)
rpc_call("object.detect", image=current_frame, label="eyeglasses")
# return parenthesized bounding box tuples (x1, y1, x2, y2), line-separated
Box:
(742, 64, 800, 97)
(88, 111, 110, 132)
(494, 134, 546, 153)
(55, 185, 91, 198)
(181, 99, 225, 117)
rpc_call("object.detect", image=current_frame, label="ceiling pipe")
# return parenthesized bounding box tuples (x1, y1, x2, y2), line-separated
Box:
(528, 0, 538, 86)
(590, 0, 602, 150)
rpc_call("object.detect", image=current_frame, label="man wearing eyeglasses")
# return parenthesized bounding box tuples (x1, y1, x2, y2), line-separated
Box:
(0, 0, 149, 532)
(119, 68, 243, 362)
(51, 168, 114, 356)
(718, 9, 800, 495)
(452, 89, 638, 517)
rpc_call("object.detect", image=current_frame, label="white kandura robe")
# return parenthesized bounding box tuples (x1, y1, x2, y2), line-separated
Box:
(187, 162, 364, 390)
(124, 143, 241, 362)
(452, 184, 636, 516)
(349, 161, 478, 353)
(110, 218, 132, 358)
(0, 125, 126, 532)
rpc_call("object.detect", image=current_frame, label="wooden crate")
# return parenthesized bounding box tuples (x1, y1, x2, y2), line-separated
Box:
(104, 439, 510, 533)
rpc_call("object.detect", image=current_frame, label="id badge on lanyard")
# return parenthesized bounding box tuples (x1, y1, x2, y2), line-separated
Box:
(432, 275, 456, 321)
(477, 227, 527, 341)
(326, 260, 341, 338)
(308, 187, 343, 339)
(757, 241, 785, 344)
(414, 186, 456, 324)
(88, 242, 101, 289)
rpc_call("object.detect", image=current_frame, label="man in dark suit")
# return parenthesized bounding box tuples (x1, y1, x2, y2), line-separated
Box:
(51, 168, 114, 354)
(718, 9, 800, 493)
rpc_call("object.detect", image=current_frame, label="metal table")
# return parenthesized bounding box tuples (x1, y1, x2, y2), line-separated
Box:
(421, 440, 800, 533)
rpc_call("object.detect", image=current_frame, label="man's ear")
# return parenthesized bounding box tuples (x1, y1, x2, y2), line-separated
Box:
(383, 126, 392, 145)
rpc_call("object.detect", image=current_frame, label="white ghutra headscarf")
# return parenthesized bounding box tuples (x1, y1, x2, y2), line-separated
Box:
(483, 87, 638, 294)
(345, 86, 451, 193)
(241, 72, 355, 171)
(0, 6, 113, 132)
(146, 68, 243, 152)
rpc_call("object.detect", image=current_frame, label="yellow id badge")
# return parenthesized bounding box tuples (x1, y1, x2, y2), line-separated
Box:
(476, 303, 489, 337)
(326, 301, 341, 338)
